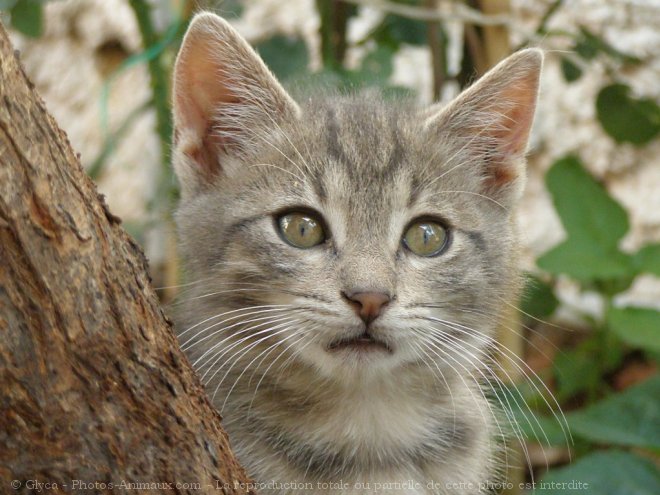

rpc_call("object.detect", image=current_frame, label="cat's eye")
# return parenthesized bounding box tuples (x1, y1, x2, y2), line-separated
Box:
(277, 212, 326, 249)
(403, 220, 448, 257)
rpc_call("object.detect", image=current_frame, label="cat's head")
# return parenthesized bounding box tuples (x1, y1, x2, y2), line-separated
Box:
(172, 13, 542, 385)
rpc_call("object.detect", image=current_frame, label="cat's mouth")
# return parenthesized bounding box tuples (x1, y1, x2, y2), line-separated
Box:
(327, 332, 392, 354)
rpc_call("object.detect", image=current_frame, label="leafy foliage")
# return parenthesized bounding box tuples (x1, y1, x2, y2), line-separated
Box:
(522, 23, 659, 488)
(256, 35, 309, 81)
(634, 243, 660, 276)
(371, 12, 427, 48)
(536, 153, 660, 310)
(520, 275, 559, 321)
(559, 56, 582, 82)
(596, 84, 660, 145)
(544, 155, 628, 251)
(574, 26, 641, 65)
(566, 375, 660, 450)
(537, 155, 634, 284)
(530, 153, 659, 400)
(607, 307, 660, 353)
(535, 450, 660, 495)
(552, 344, 602, 401)
(7, 0, 43, 38)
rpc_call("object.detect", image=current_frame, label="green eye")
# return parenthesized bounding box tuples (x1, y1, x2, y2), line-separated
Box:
(278, 212, 326, 249)
(403, 220, 448, 257)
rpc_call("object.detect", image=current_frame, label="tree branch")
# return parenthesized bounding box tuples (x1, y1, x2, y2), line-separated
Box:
(342, 0, 512, 27)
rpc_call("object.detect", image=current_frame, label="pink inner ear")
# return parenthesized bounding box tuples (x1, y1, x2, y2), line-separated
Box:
(173, 31, 242, 182)
(492, 80, 539, 158)
(174, 36, 235, 134)
(184, 60, 241, 127)
(479, 72, 539, 190)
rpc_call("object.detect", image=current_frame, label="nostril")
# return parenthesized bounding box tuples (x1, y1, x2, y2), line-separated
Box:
(342, 291, 391, 325)
(341, 291, 362, 310)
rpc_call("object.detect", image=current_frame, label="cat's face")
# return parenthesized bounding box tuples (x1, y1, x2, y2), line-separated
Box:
(172, 13, 541, 385)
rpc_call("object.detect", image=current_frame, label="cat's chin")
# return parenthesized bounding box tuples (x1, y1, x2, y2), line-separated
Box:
(326, 331, 393, 355)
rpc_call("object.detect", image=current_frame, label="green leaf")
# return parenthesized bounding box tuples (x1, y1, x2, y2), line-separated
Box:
(538, 241, 634, 283)
(255, 35, 308, 81)
(538, 155, 633, 283)
(553, 345, 600, 400)
(634, 243, 660, 277)
(560, 56, 582, 82)
(577, 26, 642, 64)
(597, 84, 660, 145)
(601, 329, 626, 371)
(607, 306, 660, 353)
(371, 13, 427, 48)
(553, 332, 624, 401)
(566, 375, 660, 449)
(534, 450, 660, 495)
(10, 0, 43, 38)
(574, 35, 600, 61)
(513, 408, 570, 447)
(491, 386, 569, 447)
(546, 156, 629, 246)
(648, 350, 660, 366)
(520, 274, 559, 320)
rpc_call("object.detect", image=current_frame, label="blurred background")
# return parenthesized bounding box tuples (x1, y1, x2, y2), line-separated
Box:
(2, 1, 659, 493)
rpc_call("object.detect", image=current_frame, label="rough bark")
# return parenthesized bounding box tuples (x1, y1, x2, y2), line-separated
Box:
(0, 24, 254, 495)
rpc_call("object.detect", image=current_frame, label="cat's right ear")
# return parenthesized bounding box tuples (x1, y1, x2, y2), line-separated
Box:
(172, 12, 300, 198)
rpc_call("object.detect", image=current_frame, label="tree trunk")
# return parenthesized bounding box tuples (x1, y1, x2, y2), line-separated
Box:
(0, 24, 254, 495)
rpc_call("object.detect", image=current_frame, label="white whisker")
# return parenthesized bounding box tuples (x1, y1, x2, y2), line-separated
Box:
(196, 315, 299, 374)
(425, 315, 573, 455)
(182, 308, 296, 352)
(413, 332, 514, 475)
(178, 303, 291, 338)
(219, 323, 308, 412)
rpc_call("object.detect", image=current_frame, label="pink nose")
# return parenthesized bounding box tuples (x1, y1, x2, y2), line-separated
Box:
(343, 291, 391, 325)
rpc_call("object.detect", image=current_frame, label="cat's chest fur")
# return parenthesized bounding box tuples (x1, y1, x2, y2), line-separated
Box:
(220, 367, 493, 494)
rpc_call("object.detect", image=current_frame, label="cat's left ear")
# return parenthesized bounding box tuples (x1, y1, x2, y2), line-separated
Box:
(425, 49, 543, 205)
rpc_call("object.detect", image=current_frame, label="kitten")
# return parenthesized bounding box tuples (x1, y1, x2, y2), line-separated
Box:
(172, 12, 542, 495)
